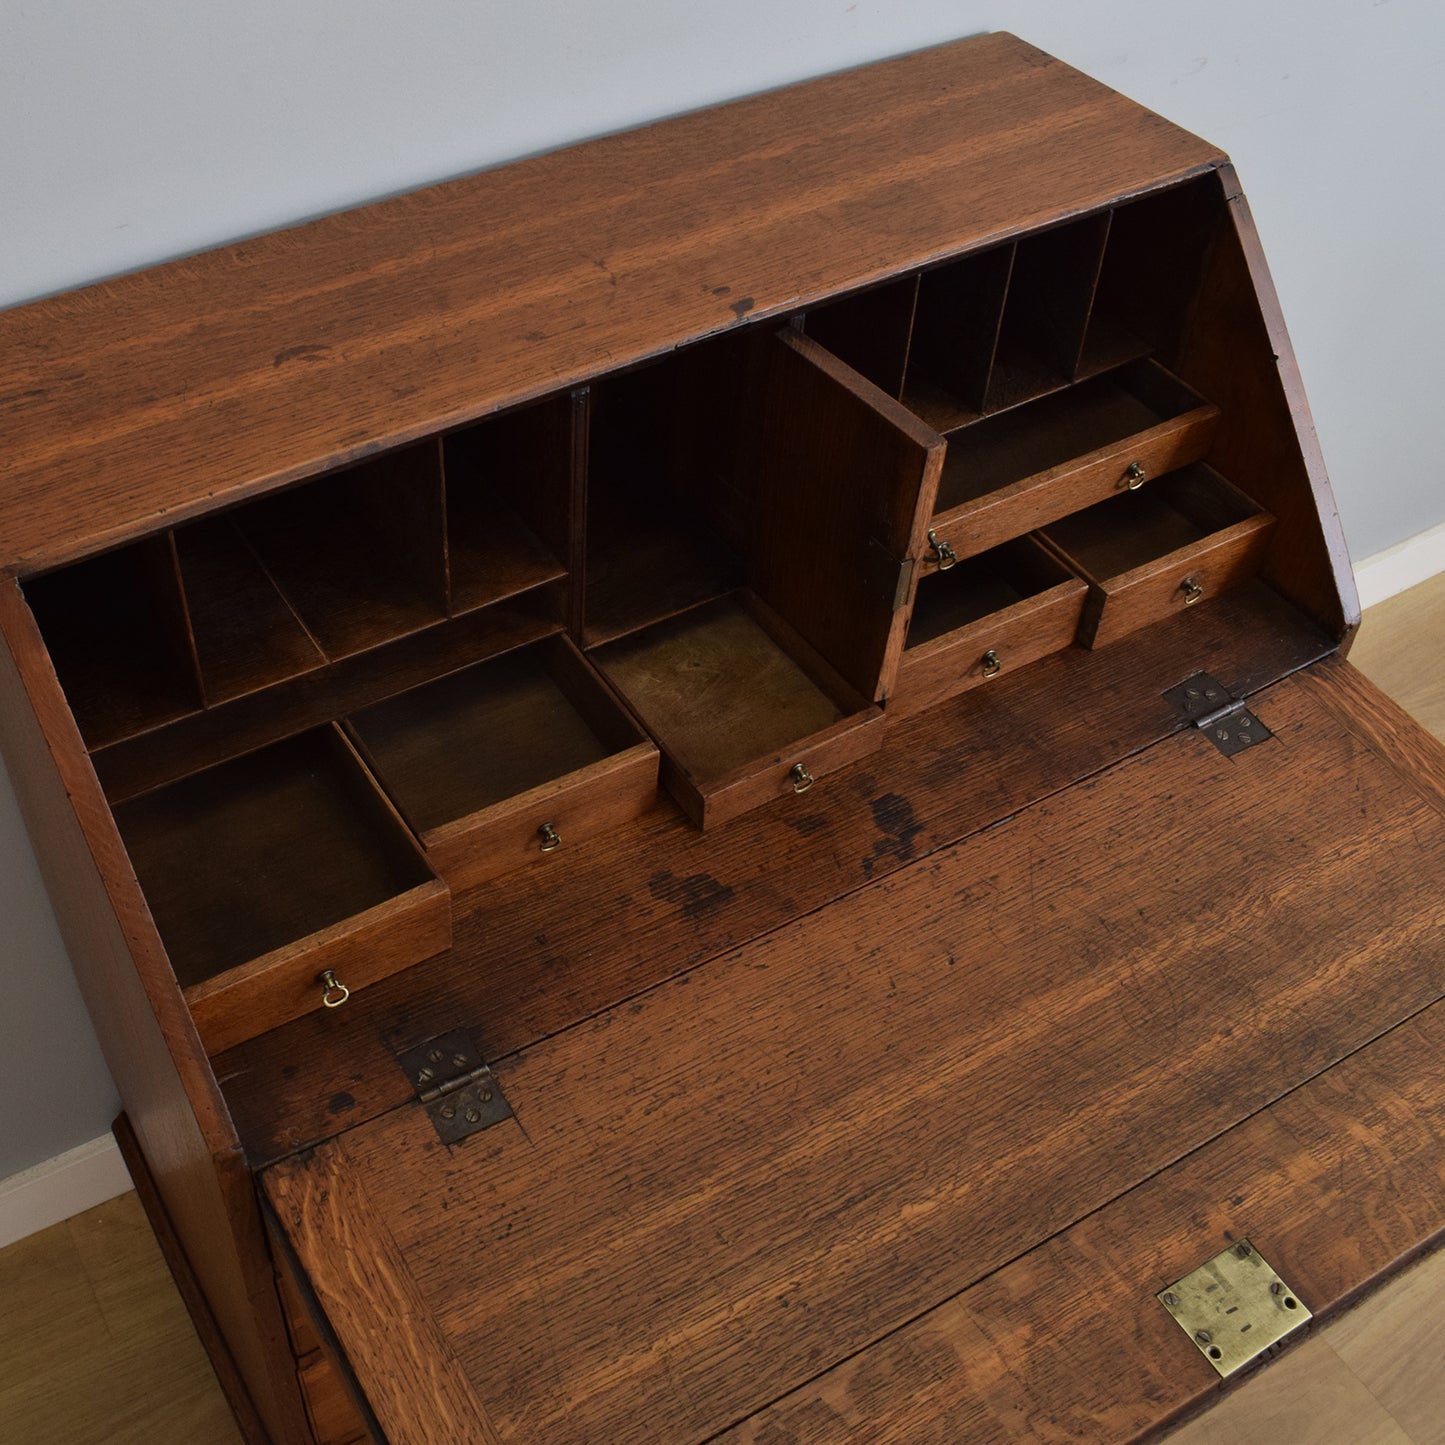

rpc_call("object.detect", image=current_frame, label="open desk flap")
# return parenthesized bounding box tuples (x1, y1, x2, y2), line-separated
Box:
(262, 662, 1445, 1445)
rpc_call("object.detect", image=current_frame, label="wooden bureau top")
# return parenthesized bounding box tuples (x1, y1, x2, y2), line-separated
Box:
(0, 31, 1221, 575)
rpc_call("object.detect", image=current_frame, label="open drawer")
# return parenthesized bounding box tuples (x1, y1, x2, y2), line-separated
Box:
(1038, 463, 1276, 648)
(925, 360, 1220, 567)
(112, 725, 451, 1055)
(345, 636, 659, 892)
(591, 591, 883, 829)
(892, 537, 1087, 719)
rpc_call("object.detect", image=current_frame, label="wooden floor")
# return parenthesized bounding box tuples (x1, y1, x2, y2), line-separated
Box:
(1, 572, 1441, 1445)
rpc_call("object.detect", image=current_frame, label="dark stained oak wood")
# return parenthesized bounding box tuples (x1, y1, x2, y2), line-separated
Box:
(752, 331, 945, 704)
(925, 360, 1220, 565)
(892, 537, 1088, 719)
(0, 580, 311, 1444)
(346, 635, 659, 891)
(592, 591, 883, 829)
(261, 673, 1445, 1445)
(265, 1153, 505, 1445)
(1173, 172, 1359, 640)
(92, 588, 567, 805)
(722, 997, 1445, 1445)
(1040, 464, 1275, 647)
(113, 1112, 271, 1445)
(0, 34, 1223, 577)
(216, 581, 1333, 1167)
(0, 37, 1393, 1445)
(174, 517, 329, 706)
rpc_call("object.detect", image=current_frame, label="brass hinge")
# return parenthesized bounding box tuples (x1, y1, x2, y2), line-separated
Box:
(1163, 672, 1273, 757)
(396, 1029, 513, 1145)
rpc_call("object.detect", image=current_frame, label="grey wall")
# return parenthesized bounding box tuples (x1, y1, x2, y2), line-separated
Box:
(2, 0, 1442, 1179)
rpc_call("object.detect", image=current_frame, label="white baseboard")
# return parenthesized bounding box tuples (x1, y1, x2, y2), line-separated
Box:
(0, 1134, 133, 1250)
(1356, 520, 1445, 611)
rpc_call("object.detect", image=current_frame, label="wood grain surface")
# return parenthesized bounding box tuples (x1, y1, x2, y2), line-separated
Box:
(0, 580, 311, 1443)
(0, 34, 1222, 576)
(261, 670, 1445, 1444)
(724, 995, 1445, 1444)
(217, 583, 1332, 1163)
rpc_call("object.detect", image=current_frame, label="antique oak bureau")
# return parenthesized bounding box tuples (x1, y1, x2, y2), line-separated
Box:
(4, 31, 1445, 1445)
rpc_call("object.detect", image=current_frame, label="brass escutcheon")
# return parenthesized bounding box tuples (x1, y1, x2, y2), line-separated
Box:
(538, 822, 562, 852)
(1124, 460, 1147, 490)
(1180, 577, 1205, 606)
(319, 969, 350, 1008)
(981, 649, 1002, 678)
(789, 763, 815, 794)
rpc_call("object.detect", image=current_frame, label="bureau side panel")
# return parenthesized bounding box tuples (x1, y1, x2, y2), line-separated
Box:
(0, 578, 310, 1445)
(1174, 169, 1360, 642)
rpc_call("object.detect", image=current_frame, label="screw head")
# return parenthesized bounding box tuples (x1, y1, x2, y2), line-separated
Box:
(480, 1089, 494, 1104)
(1195, 1330, 1212, 1344)
(1163, 1292, 1180, 1307)
(452, 1053, 469, 1068)
(440, 1103, 456, 1120)
(465, 1106, 482, 1123)
(428, 1049, 444, 1064)
(1236, 1243, 1252, 1258)
(1270, 1282, 1283, 1295)
(416, 1067, 434, 1084)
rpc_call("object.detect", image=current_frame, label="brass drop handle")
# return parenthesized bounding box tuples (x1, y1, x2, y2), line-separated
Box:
(1124, 461, 1147, 490)
(981, 649, 1002, 679)
(1180, 577, 1205, 606)
(538, 821, 562, 852)
(927, 529, 958, 571)
(789, 762, 815, 794)
(319, 970, 350, 1008)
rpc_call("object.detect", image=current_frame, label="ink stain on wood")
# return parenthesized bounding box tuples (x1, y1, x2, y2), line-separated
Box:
(649, 869, 737, 921)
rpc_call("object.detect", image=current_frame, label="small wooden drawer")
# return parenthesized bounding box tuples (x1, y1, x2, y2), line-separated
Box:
(345, 636, 659, 892)
(925, 360, 1219, 566)
(113, 725, 451, 1055)
(891, 537, 1088, 719)
(592, 591, 884, 830)
(1039, 463, 1276, 649)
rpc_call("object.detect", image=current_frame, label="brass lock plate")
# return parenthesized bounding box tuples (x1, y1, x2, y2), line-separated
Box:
(1158, 1240, 1310, 1377)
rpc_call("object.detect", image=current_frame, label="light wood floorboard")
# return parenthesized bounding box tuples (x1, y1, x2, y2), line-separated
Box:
(0, 573, 1439, 1443)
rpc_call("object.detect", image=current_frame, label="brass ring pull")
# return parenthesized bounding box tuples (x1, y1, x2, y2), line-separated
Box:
(538, 822, 562, 852)
(927, 529, 958, 571)
(319, 970, 350, 1008)
(1124, 461, 1147, 490)
(1180, 577, 1205, 606)
(981, 649, 1002, 679)
(789, 763, 815, 794)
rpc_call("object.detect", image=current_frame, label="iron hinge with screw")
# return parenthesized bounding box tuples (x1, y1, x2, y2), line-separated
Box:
(1163, 672, 1274, 757)
(396, 1029, 514, 1144)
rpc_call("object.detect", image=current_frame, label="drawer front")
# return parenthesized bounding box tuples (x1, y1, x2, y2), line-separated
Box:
(185, 880, 452, 1056)
(928, 405, 1219, 567)
(1075, 516, 1276, 649)
(425, 741, 660, 892)
(298, 1349, 370, 1445)
(890, 577, 1088, 721)
(682, 707, 885, 830)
